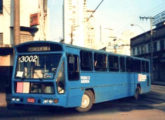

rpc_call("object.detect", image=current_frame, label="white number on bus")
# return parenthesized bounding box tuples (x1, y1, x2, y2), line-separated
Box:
(19, 55, 38, 62)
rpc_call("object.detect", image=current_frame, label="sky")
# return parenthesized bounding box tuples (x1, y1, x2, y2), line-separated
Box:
(47, 0, 165, 41)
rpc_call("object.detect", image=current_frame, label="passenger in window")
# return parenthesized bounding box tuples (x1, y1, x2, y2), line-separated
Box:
(94, 61, 97, 67)
(56, 70, 64, 94)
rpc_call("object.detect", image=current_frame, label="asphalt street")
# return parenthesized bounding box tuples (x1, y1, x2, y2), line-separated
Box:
(0, 85, 165, 120)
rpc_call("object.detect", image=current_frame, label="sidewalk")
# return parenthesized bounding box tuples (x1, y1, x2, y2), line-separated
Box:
(0, 93, 7, 107)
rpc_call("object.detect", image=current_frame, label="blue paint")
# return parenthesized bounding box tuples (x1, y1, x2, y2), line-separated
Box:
(10, 41, 151, 109)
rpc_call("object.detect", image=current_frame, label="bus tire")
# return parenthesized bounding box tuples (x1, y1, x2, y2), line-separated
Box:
(134, 87, 140, 100)
(76, 90, 94, 112)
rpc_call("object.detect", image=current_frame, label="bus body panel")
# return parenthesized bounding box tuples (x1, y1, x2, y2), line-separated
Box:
(80, 72, 136, 103)
(66, 87, 83, 107)
(135, 73, 151, 94)
(10, 41, 151, 110)
(64, 46, 80, 55)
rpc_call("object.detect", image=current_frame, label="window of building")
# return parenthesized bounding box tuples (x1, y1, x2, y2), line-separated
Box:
(144, 44, 147, 54)
(157, 40, 160, 51)
(108, 55, 119, 72)
(135, 47, 138, 55)
(146, 44, 149, 53)
(131, 48, 134, 56)
(141, 45, 143, 54)
(80, 51, 93, 71)
(153, 42, 157, 52)
(160, 40, 164, 50)
(0, 0, 2, 14)
(148, 43, 151, 52)
(67, 54, 79, 80)
(94, 53, 107, 71)
(119, 56, 125, 72)
(137, 46, 141, 55)
(137, 47, 139, 55)
(0, 33, 3, 44)
(141, 45, 146, 54)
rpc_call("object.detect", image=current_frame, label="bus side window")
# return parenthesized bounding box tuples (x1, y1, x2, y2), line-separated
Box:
(133, 59, 141, 73)
(132, 59, 136, 72)
(94, 53, 107, 71)
(108, 55, 119, 72)
(146, 61, 149, 73)
(67, 54, 80, 80)
(80, 51, 93, 71)
(120, 57, 126, 72)
(126, 57, 132, 72)
(141, 61, 146, 73)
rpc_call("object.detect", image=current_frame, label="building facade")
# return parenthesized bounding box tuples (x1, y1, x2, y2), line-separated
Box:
(64, 0, 86, 46)
(0, 0, 47, 93)
(117, 30, 135, 55)
(84, 10, 96, 48)
(131, 22, 165, 83)
(63, 0, 97, 49)
(63, 0, 132, 55)
(100, 29, 133, 55)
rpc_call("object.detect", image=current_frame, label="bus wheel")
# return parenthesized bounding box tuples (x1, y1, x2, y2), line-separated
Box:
(76, 90, 94, 112)
(134, 87, 140, 100)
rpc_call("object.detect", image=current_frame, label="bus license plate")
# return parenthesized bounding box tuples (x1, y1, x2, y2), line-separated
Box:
(27, 98, 35, 103)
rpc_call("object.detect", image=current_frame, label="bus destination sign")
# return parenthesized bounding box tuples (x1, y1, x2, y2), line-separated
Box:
(28, 46, 51, 52)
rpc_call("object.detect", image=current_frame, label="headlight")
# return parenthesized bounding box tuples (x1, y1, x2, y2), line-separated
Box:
(12, 98, 16, 101)
(16, 98, 20, 102)
(43, 99, 48, 104)
(48, 99, 53, 104)
(43, 99, 54, 104)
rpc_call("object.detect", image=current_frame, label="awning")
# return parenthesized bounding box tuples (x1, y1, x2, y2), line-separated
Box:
(0, 45, 13, 55)
(10, 26, 38, 34)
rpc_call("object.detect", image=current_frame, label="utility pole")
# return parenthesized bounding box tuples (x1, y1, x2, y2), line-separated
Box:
(139, 16, 154, 82)
(100, 25, 102, 43)
(70, 25, 74, 45)
(14, 0, 20, 45)
(43, 0, 48, 41)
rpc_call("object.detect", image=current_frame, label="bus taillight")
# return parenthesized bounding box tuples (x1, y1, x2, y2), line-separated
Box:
(54, 99, 59, 103)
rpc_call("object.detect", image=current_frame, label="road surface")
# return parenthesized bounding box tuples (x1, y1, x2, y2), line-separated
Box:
(0, 85, 165, 120)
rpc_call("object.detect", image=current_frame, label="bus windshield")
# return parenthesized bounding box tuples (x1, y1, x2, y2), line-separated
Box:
(15, 54, 62, 80)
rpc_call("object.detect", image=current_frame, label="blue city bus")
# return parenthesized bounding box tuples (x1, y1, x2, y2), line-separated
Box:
(10, 41, 151, 112)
